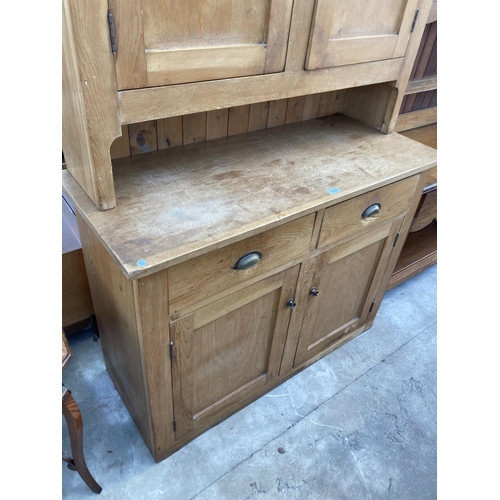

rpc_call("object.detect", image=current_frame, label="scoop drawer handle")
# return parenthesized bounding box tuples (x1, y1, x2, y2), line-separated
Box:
(233, 251, 262, 270)
(362, 203, 381, 219)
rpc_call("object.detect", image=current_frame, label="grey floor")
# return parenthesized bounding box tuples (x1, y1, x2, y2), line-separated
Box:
(62, 265, 437, 500)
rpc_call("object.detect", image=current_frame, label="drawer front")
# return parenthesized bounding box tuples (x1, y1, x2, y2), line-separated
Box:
(318, 175, 419, 249)
(168, 214, 315, 315)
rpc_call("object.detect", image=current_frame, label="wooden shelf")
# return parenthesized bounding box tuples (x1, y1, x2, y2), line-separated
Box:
(395, 107, 437, 132)
(117, 60, 404, 124)
(405, 76, 437, 95)
(399, 124, 437, 153)
(62, 115, 437, 280)
(388, 220, 437, 289)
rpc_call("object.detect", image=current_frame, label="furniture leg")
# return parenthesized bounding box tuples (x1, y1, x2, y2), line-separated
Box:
(62, 386, 102, 494)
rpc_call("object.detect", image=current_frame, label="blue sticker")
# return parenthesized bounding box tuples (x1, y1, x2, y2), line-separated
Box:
(327, 187, 341, 194)
(137, 259, 147, 267)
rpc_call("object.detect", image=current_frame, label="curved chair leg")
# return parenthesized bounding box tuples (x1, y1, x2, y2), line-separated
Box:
(62, 387, 102, 494)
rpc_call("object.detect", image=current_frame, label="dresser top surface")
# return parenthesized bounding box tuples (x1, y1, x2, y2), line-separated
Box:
(62, 115, 436, 279)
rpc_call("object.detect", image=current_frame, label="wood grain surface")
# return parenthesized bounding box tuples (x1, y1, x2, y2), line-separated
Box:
(381, 0, 434, 133)
(294, 235, 386, 366)
(388, 220, 436, 289)
(114, 92, 347, 160)
(409, 190, 437, 232)
(400, 123, 437, 150)
(63, 0, 122, 210)
(317, 175, 419, 248)
(117, 60, 404, 124)
(133, 269, 174, 460)
(306, 0, 418, 69)
(395, 107, 437, 132)
(112, 0, 293, 88)
(168, 214, 314, 314)
(62, 116, 437, 280)
(62, 249, 94, 327)
(170, 266, 299, 442)
(77, 213, 154, 451)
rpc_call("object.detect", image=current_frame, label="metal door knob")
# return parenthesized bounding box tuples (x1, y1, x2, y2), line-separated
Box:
(309, 287, 319, 296)
(286, 299, 297, 309)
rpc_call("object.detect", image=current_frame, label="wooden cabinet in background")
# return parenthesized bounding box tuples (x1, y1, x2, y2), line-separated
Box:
(389, 5, 437, 288)
(62, 194, 94, 331)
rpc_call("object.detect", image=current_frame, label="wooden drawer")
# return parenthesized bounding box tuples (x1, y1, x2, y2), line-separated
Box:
(168, 214, 315, 316)
(317, 175, 420, 249)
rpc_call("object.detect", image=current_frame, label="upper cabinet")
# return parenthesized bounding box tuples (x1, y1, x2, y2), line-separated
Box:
(109, 0, 294, 90)
(63, 0, 433, 211)
(305, 0, 419, 70)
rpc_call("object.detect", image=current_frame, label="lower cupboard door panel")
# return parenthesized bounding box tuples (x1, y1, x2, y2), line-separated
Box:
(293, 221, 401, 367)
(170, 265, 299, 440)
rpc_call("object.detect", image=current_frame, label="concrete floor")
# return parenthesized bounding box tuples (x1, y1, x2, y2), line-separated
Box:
(62, 265, 437, 500)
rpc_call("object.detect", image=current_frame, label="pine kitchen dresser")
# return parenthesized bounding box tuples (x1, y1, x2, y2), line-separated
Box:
(62, 0, 437, 461)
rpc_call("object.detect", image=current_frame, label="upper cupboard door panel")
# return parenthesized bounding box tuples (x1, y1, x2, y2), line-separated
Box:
(306, 0, 419, 70)
(110, 0, 294, 90)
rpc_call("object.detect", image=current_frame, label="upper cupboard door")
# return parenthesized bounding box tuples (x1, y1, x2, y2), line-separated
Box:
(110, 0, 294, 90)
(305, 0, 419, 70)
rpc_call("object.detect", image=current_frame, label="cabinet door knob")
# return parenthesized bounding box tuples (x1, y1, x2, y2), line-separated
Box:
(361, 203, 381, 218)
(233, 251, 262, 270)
(309, 287, 319, 296)
(286, 299, 297, 309)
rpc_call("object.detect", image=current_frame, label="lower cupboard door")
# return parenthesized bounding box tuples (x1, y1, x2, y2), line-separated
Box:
(170, 265, 299, 441)
(292, 220, 402, 368)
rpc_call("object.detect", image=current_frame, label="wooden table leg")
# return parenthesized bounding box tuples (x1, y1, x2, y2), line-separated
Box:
(62, 387, 102, 494)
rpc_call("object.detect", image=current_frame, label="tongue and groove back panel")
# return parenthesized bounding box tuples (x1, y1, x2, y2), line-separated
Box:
(109, 91, 347, 160)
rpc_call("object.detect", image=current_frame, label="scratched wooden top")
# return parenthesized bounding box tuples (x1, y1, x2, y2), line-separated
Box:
(62, 115, 436, 280)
